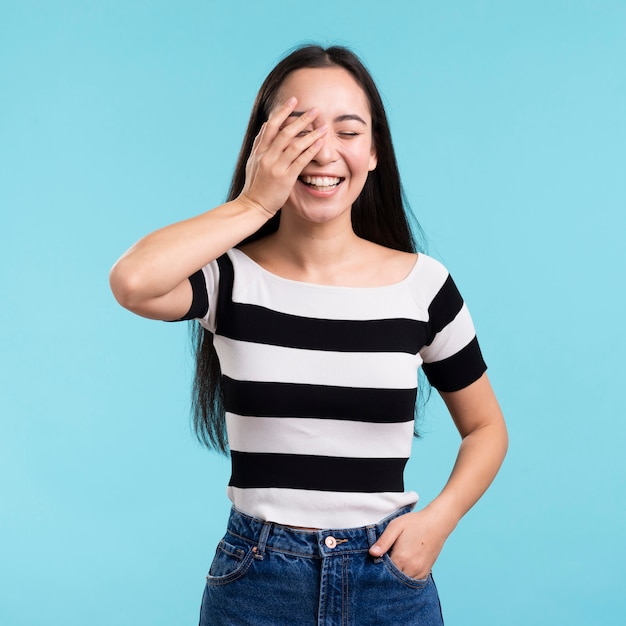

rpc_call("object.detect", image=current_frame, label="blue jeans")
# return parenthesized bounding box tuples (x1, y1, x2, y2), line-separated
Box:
(199, 506, 444, 625)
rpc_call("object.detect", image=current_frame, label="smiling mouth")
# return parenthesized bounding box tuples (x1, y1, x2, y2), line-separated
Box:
(299, 175, 344, 191)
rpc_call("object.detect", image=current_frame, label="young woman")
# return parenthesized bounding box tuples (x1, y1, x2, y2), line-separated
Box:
(110, 45, 507, 625)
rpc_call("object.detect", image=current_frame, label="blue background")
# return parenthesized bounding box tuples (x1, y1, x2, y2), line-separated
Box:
(2, 1, 625, 624)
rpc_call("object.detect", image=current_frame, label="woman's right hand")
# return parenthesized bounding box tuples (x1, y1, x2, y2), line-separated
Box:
(110, 99, 326, 320)
(239, 97, 328, 216)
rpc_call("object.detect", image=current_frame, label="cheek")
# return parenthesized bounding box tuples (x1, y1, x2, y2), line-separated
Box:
(347, 139, 377, 174)
(351, 151, 376, 177)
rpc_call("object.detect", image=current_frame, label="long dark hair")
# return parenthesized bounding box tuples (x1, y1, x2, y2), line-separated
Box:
(192, 44, 427, 453)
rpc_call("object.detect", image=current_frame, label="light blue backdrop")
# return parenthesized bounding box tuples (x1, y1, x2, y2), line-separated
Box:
(2, 1, 624, 624)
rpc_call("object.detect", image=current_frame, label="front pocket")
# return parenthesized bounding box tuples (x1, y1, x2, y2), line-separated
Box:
(382, 554, 431, 589)
(206, 537, 255, 585)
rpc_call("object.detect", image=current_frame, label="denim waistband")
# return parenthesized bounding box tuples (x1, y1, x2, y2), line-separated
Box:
(225, 506, 414, 559)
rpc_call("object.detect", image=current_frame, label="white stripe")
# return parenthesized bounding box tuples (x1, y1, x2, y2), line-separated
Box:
(420, 304, 476, 363)
(407, 254, 451, 311)
(227, 487, 419, 528)
(198, 262, 220, 331)
(201, 252, 452, 328)
(226, 413, 415, 458)
(215, 336, 420, 389)
(228, 248, 431, 321)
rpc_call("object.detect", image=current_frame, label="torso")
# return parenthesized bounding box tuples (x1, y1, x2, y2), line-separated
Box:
(195, 247, 485, 528)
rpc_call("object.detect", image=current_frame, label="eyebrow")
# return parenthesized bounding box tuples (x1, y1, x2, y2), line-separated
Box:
(288, 111, 367, 125)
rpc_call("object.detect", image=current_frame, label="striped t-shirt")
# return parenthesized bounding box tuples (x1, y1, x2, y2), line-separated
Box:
(187, 248, 486, 528)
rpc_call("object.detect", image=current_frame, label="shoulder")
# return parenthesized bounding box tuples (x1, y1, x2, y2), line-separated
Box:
(363, 243, 454, 290)
(356, 241, 419, 286)
(410, 252, 449, 281)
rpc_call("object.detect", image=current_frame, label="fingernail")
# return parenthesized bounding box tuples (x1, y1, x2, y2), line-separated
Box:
(287, 97, 296, 105)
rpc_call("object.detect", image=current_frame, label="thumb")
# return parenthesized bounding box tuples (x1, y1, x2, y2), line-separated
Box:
(369, 523, 401, 557)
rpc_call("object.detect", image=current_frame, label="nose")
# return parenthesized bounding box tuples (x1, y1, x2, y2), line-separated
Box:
(311, 132, 338, 165)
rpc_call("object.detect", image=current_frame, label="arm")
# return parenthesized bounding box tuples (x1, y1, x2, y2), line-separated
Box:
(109, 98, 328, 320)
(108, 198, 270, 320)
(369, 373, 508, 578)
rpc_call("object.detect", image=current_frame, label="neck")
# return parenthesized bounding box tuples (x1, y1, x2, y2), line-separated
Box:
(269, 213, 364, 281)
(278, 215, 357, 253)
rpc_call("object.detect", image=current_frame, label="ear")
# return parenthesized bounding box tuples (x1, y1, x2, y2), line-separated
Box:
(368, 143, 378, 171)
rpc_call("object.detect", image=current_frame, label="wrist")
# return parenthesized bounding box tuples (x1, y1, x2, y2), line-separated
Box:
(421, 497, 461, 535)
(237, 192, 276, 218)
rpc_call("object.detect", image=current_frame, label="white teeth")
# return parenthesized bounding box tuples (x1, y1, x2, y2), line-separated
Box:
(301, 175, 342, 189)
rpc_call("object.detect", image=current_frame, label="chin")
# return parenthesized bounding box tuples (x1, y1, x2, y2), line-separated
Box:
(292, 205, 351, 226)
(284, 196, 355, 227)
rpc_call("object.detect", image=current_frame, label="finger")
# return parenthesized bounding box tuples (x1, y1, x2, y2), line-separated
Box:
(281, 106, 321, 139)
(261, 97, 299, 145)
(369, 522, 402, 557)
(270, 106, 322, 153)
(284, 122, 327, 158)
(286, 126, 328, 174)
(252, 122, 266, 147)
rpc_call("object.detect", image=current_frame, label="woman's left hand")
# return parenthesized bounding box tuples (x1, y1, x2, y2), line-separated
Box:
(368, 507, 455, 580)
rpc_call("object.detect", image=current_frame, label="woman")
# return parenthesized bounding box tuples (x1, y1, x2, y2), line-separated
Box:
(110, 45, 507, 625)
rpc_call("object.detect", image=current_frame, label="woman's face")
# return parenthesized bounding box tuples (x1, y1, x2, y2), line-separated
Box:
(274, 67, 377, 226)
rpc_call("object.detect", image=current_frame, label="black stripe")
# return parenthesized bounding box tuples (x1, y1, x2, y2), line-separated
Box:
(426, 275, 464, 344)
(215, 253, 429, 354)
(229, 451, 407, 492)
(221, 302, 427, 354)
(174, 269, 209, 321)
(223, 376, 416, 423)
(422, 336, 487, 392)
(215, 254, 235, 330)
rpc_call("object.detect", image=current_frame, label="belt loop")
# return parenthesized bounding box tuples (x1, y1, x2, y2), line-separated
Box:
(366, 525, 383, 564)
(254, 522, 272, 560)
(366, 525, 378, 548)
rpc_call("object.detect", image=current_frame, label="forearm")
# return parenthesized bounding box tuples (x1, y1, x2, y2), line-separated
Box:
(110, 196, 269, 308)
(425, 418, 508, 533)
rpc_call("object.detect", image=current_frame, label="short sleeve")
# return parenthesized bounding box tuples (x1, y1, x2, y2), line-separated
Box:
(171, 259, 220, 331)
(419, 271, 487, 392)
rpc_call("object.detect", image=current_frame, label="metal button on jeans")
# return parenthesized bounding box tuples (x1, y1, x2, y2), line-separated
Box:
(324, 536, 337, 549)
